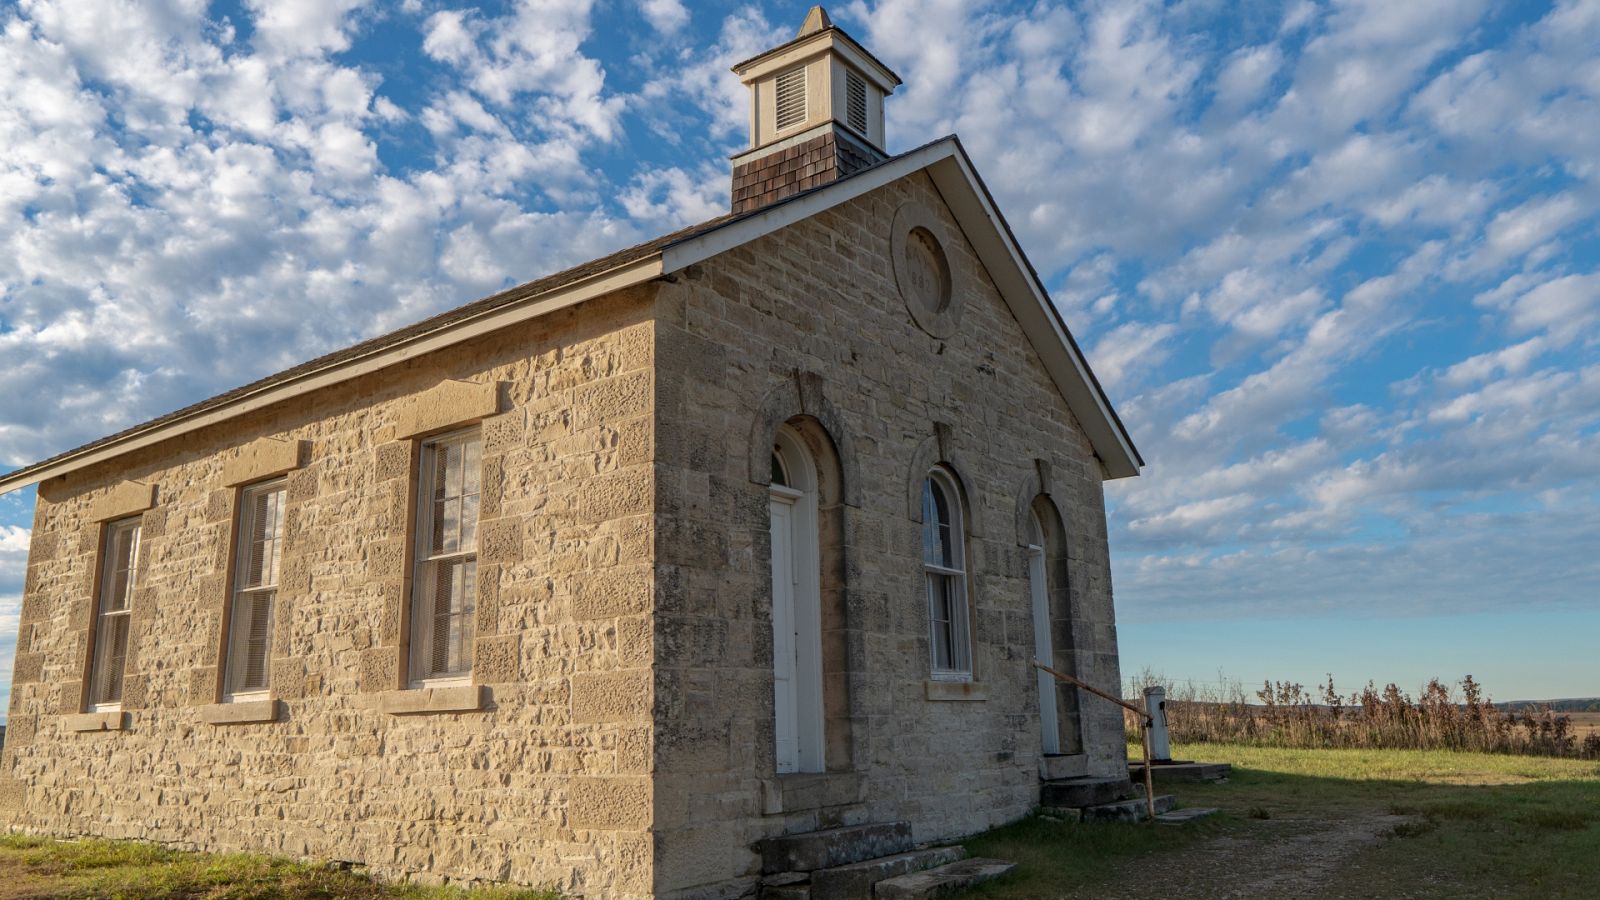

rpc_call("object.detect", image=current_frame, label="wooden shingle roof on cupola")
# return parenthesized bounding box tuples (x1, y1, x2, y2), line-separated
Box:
(729, 6, 902, 213)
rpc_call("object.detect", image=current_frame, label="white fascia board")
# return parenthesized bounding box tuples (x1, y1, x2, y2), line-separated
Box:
(0, 255, 664, 494)
(662, 137, 1142, 480)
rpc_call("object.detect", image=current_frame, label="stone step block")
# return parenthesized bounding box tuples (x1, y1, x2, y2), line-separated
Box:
(759, 821, 915, 874)
(1155, 807, 1219, 825)
(1079, 794, 1177, 822)
(810, 846, 965, 900)
(873, 858, 1016, 898)
(1128, 762, 1232, 783)
(1038, 775, 1135, 808)
(760, 871, 810, 899)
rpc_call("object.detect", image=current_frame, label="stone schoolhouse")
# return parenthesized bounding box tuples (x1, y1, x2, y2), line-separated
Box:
(0, 9, 1143, 898)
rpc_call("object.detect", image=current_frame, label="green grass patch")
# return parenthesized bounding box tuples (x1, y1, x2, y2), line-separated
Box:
(956, 812, 1221, 899)
(0, 835, 562, 899)
(959, 742, 1600, 899)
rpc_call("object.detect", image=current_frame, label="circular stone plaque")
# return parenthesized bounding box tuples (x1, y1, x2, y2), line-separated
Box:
(891, 202, 961, 337)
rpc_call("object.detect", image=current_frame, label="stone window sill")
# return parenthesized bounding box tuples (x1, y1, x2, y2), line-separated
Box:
(379, 684, 486, 715)
(65, 711, 126, 732)
(925, 680, 987, 702)
(200, 697, 279, 725)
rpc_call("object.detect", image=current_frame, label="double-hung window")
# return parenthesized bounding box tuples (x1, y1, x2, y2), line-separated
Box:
(225, 479, 286, 699)
(410, 428, 481, 684)
(89, 517, 141, 709)
(922, 469, 972, 679)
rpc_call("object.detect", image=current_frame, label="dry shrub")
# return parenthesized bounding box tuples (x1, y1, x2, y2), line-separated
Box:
(1123, 670, 1598, 760)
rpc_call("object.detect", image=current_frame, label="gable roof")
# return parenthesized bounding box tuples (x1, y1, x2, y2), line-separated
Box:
(0, 136, 1141, 494)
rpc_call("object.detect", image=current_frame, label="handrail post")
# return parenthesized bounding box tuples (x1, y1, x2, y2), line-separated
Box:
(1032, 660, 1158, 822)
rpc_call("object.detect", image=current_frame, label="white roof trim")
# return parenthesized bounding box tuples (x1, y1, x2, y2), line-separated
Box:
(664, 138, 1143, 479)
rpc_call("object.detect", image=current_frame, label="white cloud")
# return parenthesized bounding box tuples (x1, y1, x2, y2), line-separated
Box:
(641, 0, 689, 34)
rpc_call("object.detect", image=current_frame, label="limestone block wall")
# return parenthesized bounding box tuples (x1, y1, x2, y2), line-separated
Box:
(0, 289, 660, 897)
(650, 172, 1126, 898)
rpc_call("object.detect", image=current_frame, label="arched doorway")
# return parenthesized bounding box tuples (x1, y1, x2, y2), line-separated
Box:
(770, 426, 825, 773)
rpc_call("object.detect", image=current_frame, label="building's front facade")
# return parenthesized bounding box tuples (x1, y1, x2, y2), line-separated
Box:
(0, 11, 1142, 899)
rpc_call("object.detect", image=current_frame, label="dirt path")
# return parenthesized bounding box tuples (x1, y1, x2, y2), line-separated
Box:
(1090, 810, 1415, 899)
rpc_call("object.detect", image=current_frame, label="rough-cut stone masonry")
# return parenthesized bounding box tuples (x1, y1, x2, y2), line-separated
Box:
(649, 172, 1123, 898)
(2, 289, 661, 897)
(0, 171, 1125, 899)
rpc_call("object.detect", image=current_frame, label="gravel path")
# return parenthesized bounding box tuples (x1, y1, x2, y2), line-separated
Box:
(1090, 811, 1415, 899)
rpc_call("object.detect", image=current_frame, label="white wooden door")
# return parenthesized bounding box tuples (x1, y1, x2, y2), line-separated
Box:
(1029, 544, 1061, 755)
(770, 494, 800, 774)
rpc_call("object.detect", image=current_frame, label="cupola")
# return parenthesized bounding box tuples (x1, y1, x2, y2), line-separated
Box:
(729, 6, 902, 213)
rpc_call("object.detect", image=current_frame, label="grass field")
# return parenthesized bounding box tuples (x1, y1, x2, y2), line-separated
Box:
(0, 836, 558, 899)
(961, 743, 1600, 899)
(1569, 711, 1600, 740)
(1, 744, 1595, 898)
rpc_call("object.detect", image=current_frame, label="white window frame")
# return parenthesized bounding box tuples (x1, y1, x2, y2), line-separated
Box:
(88, 517, 141, 711)
(408, 427, 482, 688)
(922, 468, 973, 680)
(224, 478, 286, 701)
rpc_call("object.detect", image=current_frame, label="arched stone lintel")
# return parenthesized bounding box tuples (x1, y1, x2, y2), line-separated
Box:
(905, 428, 981, 537)
(747, 370, 861, 507)
(1015, 458, 1055, 547)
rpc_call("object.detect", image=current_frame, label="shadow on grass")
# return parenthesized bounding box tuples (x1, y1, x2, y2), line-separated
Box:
(954, 758, 1600, 899)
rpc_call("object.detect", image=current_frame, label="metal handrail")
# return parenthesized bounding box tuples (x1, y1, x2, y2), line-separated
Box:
(1032, 660, 1157, 821)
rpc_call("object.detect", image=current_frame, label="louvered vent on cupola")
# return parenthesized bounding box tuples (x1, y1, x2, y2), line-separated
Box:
(775, 66, 808, 130)
(846, 69, 867, 135)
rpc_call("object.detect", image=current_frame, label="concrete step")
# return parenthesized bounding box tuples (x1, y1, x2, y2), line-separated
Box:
(873, 858, 1016, 899)
(1129, 761, 1232, 783)
(759, 821, 915, 874)
(1155, 807, 1219, 825)
(809, 846, 965, 900)
(1038, 775, 1135, 808)
(1079, 794, 1177, 822)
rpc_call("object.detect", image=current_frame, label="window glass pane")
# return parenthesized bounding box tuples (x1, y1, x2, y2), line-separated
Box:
(424, 556, 476, 677)
(928, 573, 953, 670)
(233, 589, 274, 693)
(95, 613, 130, 704)
(771, 452, 788, 487)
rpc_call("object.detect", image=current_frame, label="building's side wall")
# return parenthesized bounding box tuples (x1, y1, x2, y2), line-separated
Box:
(651, 173, 1126, 897)
(0, 289, 659, 897)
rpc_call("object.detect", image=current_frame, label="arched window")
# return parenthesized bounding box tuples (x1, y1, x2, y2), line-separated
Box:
(922, 468, 971, 678)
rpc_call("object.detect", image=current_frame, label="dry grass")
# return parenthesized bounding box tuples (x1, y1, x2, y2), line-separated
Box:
(1125, 672, 1600, 760)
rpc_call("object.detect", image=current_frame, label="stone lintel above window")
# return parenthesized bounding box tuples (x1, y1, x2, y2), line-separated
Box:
(89, 482, 154, 523)
(393, 380, 502, 441)
(222, 438, 308, 487)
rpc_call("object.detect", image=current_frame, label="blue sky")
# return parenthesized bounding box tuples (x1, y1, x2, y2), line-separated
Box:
(0, 0, 1597, 718)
